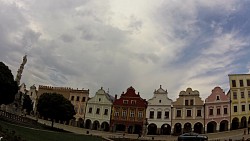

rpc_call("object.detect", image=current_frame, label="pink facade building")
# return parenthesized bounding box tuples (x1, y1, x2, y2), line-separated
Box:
(205, 87, 230, 133)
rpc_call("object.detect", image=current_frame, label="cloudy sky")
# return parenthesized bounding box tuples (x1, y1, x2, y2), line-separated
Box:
(1, 0, 250, 100)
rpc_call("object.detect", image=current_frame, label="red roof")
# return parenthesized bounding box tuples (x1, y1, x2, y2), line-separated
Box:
(113, 86, 147, 107)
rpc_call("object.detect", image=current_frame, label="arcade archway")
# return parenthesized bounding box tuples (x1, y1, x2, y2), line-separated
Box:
(194, 122, 203, 134)
(174, 123, 182, 135)
(207, 121, 217, 133)
(183, 123, 192, 133)
(92, 120, 100, 130)
(147, 123, 157, 135)
(161, 124, 171, 135)
(240, 116, 247, 128)
(219, 120, 229, 132)
(116, 124, 126, 132)
(231, 117, 239, 130)
(101, 122, 110, 131)
(85, 119, 92, 129)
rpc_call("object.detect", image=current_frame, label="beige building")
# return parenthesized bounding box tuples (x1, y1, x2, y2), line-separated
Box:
(37, 85, 89, 126)
(228, 74, 250, 130)
(172, 88, 204, 135)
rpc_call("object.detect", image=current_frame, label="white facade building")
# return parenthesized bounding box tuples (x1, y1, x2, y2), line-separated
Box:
(146, 85, 173, 135)
(84, 87, 114, 131)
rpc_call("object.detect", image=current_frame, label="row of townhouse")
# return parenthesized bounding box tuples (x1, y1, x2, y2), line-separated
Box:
(23, 74, 250, 135)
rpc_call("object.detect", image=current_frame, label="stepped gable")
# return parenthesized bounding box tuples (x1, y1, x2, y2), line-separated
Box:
(113, 86, 147, 107)
(205, 86, 229, 102)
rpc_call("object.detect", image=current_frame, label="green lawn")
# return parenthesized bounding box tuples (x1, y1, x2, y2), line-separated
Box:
(0, 120, 102, 141)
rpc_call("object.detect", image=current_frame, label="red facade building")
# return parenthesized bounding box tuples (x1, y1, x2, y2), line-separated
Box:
(110, 86, 148, 134)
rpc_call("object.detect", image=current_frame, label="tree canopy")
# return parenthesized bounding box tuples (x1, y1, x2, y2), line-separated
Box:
(37, 93, 76, 127)
(0, 62, 18, 105)
(22, 94, 33, 115)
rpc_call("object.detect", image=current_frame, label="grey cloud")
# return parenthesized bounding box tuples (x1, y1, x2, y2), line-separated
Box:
(60, 34, 75, 43)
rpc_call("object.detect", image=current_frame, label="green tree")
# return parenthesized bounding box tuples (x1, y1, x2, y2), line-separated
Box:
(22, 94, 33, 115)
(37, 93, 76, 127)
(0, 62, 18, 105)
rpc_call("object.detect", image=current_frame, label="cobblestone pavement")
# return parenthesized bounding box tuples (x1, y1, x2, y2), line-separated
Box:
(28, 116, 250, 141)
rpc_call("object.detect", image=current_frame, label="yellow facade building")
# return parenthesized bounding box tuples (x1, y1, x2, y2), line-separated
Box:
(228, 74, 250, 129)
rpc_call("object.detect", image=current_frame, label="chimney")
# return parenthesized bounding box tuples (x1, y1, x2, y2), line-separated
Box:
(115, 94, 117, 100)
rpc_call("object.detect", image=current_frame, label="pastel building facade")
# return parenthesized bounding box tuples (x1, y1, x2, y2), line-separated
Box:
(69, 89, 89, 127)
(146, 85, 173, 135)
(172, 88, 204, 135)
(228, 74, 250, 130)
(84, 87, 114, 131)
(205, 87, 230, 133)
(37, 85, 89, 126)
(110, 87, 148, 134)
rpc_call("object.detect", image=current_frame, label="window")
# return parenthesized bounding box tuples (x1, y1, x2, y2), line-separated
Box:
(209, 109, 213, 116)
(217, 108, 220, 115)
(131, 100, 136, 104)
(185, 100, 189, 106)
(216, 96, 220, 100)
(138, 111, 143, 118)
(177, 110, 181, 117)
(248, 91, 250, 98)
(233, 92, 237, 100)
(241, 91, 245, 98)
(104, 109, 108, 115)
(240, 80, 244, 87)
(234, 106, 237, 112)
(242, 105, 245, 112)
(159, 100, 161, 103)
(82, 97, 86, 102)
(232, 80, 236, 87)
(88, 107, 92, 113)
(157, 111, 162, 119)
(247, 79, 250, 86)
(190, 99, 194, 105)
(187, 110, 191, 117)
(31, 92, 33, 96)
(149, 111, 154, 119)
(99, 98, 101, 102)
(130, 111, 135, 117)
(123, 100, 128, 104)
(122, 110, 126, 117)
(165, 111, 169, 119)
(76, 96, 80, 101)
(115, 111, 119, 117)
(71, 96, 74, 101)
(224, 108, 228, 114)
(197, 110, 201, 117)
(96, 108, 100, 114)
(249, 104, 250, 111)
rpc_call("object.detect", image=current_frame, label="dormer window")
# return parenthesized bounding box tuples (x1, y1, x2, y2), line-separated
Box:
(216, 96, 220, 100)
